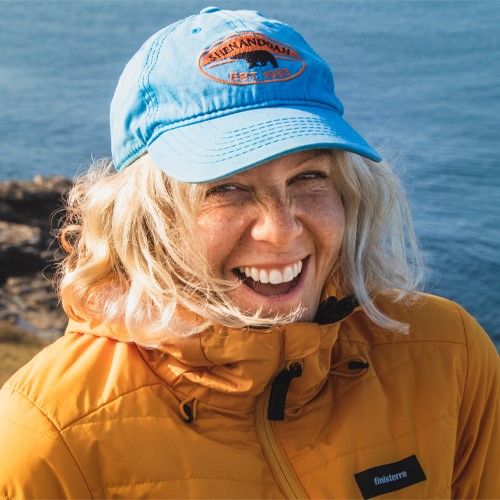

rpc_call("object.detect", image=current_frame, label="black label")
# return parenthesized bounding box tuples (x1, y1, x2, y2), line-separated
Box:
(354, 455, 426, 499)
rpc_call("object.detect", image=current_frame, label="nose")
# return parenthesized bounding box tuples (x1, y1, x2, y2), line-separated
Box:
(250, 197, 303, 246)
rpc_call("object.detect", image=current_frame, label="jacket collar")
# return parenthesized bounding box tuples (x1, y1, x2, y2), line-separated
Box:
(65, 282, 361, 413)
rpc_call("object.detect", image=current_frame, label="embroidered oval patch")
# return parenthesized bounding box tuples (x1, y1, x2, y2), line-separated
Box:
(198, 32, 306, 85)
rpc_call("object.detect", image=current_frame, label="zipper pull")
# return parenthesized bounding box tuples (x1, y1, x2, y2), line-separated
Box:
(268, 361, 303, 421)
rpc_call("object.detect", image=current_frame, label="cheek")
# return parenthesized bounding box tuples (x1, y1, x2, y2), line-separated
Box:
(196, 210, 248, 273)
(301, 191, 345, 252)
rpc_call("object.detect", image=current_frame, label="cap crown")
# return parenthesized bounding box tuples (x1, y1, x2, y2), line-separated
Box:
(111, 8, 344, 171)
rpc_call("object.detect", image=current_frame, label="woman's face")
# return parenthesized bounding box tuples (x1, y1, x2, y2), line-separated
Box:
(196, 150, 345, 321)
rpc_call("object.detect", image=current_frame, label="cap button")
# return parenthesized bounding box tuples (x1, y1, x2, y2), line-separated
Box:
(199, 6, 221, 14)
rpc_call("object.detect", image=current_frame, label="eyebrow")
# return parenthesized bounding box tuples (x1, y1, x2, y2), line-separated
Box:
(234, 151, 332, 180)
(296, 150, 332, 163)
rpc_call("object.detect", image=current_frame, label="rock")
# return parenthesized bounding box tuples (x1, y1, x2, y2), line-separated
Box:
(0, 273, 66, 344)
(0, 218, 44, 280)
(0, 175, 72, 340)
(0, 220, 42, 248)
(0, 176, 72, 226)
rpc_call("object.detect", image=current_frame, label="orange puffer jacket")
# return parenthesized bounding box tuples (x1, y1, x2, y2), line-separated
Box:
(0, 292, 498, 499)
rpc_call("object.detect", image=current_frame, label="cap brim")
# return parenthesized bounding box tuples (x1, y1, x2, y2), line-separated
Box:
(148, 106, 381, 182)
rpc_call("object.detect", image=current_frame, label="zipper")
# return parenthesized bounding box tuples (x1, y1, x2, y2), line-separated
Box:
(255, 376, 308, 499)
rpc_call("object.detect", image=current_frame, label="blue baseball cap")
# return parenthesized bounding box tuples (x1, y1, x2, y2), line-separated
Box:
(110, 7, 382, 182)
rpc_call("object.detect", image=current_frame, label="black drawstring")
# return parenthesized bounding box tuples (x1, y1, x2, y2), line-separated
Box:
(179, 398, 198, 424)
(347, 360, 369, 370)
(314, 295, 359, 325)
(265, 296, 363, 421)
(330, 356, 370, 378)
(183, 403, 194, 423)
(267, 362, 303, 421)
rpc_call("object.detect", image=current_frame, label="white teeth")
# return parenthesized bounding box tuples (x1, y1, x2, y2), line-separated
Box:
(237, 259, 304, 284)
(283, 266, 294, 282)
(269, 270, 283, 284)
(251, 267, 260, 281)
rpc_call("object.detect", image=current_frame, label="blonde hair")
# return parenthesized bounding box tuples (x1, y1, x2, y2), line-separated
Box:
(56, 151, 424, 345)
(331, 152, 424, 331)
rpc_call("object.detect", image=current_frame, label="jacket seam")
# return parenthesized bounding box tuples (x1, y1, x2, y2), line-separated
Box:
(456, 303, 471, 416)
(64, 414, 183, 427)
(99, 476, 277, 492)
(135, 346, 194, 399)
(196, 330, 216, 365)
(0, 415, 57, 437)
(335, 337, 467, 346)
(136, 345, 216, 409)
(297, 411, 456, 475)
(182, 392, 256, 415)
(451, 304, 473, 491)
(3, 386, 93, 498)
(62, 382, 164, 429)
(334, 342, 462, 399)
(335, 411, 456, 458)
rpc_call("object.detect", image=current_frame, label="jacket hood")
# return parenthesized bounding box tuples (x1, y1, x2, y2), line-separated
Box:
(65, 282, 363, 414)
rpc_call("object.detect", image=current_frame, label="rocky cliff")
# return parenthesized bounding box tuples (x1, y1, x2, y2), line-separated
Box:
(0, 176, 72, 341)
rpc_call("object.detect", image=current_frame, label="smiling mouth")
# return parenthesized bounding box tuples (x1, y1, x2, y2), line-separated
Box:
(232, 257, 308, 297)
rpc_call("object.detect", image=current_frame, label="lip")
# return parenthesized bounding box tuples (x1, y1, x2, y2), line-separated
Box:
(232, 255, 311, 303)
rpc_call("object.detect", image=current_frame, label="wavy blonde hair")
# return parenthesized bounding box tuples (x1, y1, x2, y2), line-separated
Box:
(56, 151, 424, 345)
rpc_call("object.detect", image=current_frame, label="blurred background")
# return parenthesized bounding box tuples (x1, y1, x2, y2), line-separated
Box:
(0, 0, 498, 372)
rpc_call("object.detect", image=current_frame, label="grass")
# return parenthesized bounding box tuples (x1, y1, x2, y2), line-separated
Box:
(0, 321, 49, 386)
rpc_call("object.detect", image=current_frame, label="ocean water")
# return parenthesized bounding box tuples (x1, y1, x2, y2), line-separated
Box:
(0, 0, 499, 345)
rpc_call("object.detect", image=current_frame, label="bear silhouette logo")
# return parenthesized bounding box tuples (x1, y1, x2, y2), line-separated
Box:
(231, 50, 278, 69)
(198, 32, 306, 85)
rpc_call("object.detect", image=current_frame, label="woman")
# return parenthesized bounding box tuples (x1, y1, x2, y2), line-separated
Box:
(0, 7, 498, 499)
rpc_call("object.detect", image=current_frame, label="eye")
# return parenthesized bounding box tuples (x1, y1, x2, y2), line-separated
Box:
(290, 170, 328, 183)
(205, 183, 243, 197)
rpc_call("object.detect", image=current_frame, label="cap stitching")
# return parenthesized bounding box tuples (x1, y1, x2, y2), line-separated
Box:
(148, 99, 341, 144)
(141, 35, 163, 121)
(149, 19, 190, 123)
(165, 126, 349, 164)
(146, 36, 165, 115)
(172, 119, 339, 156)
(142, 19, 188, 122)
(176, 123, 340, 156)
(121, 117, 340, 171)
(224, 9, 251, 30)
(218, 12, 238, 31)
(116, 146, 146, 171)
(226, 117, 341, 139)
